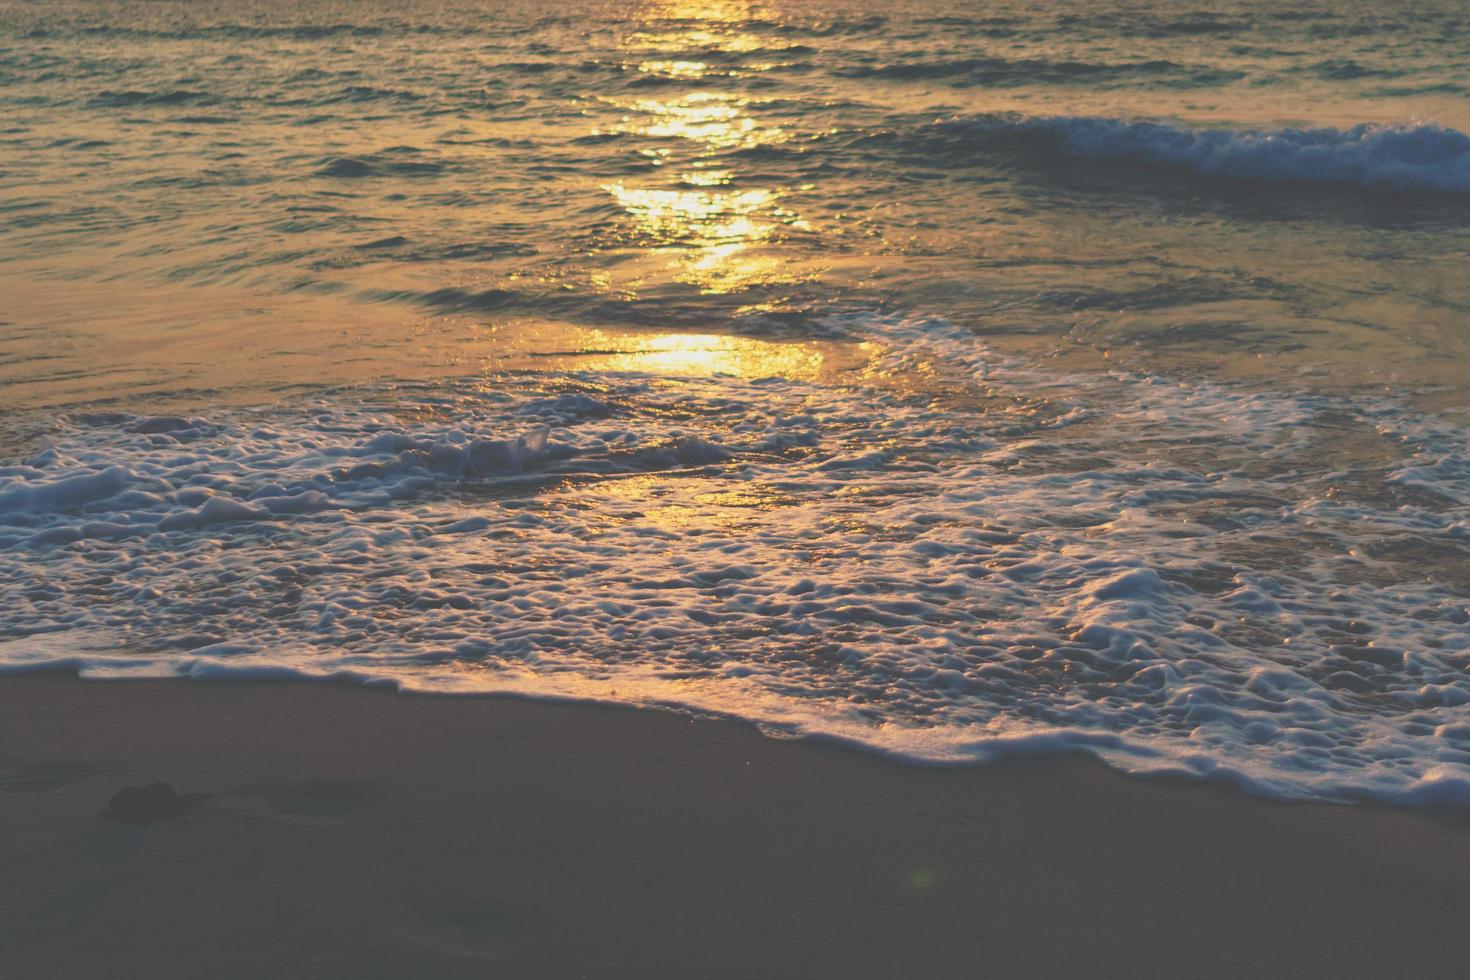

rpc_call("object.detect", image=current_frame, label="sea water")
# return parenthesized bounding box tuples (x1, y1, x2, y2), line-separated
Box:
(3, 0, 1470, 804)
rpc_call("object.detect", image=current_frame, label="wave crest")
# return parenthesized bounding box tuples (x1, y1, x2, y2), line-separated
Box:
(955, 115, 1470, 192)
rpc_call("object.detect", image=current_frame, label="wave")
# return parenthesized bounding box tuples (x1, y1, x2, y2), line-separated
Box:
(951, 115, 1470, 193)
(68, 23, 425, 41)
(315, 149, 448, 179)
(839, 56, 1242, 89)
(88, 89, 218, 108)
(4, 315, 1470, 806)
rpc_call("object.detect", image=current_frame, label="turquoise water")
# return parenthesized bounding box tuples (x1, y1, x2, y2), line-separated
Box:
(3, 0, 1470, 803)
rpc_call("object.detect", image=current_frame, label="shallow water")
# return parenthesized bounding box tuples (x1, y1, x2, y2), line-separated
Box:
(3, 0, 1470, 803)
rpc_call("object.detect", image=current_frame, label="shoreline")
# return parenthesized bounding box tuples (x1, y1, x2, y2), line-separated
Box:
(3, 675, 1468, 979)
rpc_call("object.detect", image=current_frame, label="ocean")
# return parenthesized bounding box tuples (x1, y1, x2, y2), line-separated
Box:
(3, 0, 1470, 804)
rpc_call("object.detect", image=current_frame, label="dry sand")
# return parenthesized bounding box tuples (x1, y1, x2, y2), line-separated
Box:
(2, 675, 1467, 979)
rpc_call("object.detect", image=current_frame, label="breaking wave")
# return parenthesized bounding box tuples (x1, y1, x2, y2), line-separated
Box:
(953, 115, 1470, 193)
(4, 314, 1470, 806)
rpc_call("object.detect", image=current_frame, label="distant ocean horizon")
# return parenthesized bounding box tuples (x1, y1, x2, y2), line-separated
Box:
(4, 0, 1470, 804)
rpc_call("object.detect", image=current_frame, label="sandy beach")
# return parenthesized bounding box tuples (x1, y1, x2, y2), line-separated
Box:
(2, 675, 1467, 980)
(6, 2, 1470, 977)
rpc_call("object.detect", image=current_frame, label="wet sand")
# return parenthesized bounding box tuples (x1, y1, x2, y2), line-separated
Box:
(2, 674, 1467, 979)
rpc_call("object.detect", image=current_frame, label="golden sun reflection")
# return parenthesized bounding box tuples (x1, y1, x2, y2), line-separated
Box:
(595, 472, 795, 534)
(600, 2, 806, 296)
(599, 475, 702, 530)
(571, 331, 826, 377)
(626, 93, 779, 150)
(631, 0, 765, 50)
(680, 168, 732, 187)
(480, 318, 876, 384)
(607, 185, 774, 229)
(602, 95, 799, 294)
(635, 59, 711, 79)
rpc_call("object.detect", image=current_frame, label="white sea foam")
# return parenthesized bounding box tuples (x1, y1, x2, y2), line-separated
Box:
(964, 115, 1470, 192)
(3, 314, 1470, 804)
